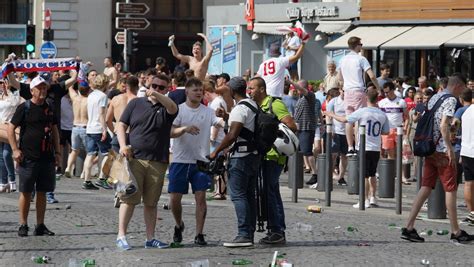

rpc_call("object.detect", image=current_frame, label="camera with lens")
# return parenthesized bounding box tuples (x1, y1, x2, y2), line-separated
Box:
(197, 155, 226, 175)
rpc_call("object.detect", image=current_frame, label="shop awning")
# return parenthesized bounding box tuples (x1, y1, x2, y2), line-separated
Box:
(253, 23, 292, 35)
(315, 20, 352, 34)
(444, 28, 474, 48)
(324, 26, 413, 50)
(381, 26, 473, 49)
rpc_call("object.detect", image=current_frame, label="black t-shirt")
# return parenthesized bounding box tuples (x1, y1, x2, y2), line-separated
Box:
(120, 97, 177, 162)
(10, 101, 58, 161)
(107, 89, 123, 100)
(19, 81, 67, 123)
(168, 88, 186, 105)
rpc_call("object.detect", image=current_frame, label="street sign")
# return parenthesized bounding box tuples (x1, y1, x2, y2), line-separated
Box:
(116, 3, 150, 15)
(40, 41, 57, 59)
(44, 9, 52, 29)
(115, 32, 125, 45)
(115, 17, 150, 30)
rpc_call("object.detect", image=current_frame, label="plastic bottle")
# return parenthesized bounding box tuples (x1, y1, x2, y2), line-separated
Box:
(232, 259, 253, 265)
(295, 222, 312, 231)
(81, 259, 96, 266)
(427, 230, 433, 236)
(437, 230, 449, 235)
(31, 256, 50, 264)
(347, 226, 358, 232)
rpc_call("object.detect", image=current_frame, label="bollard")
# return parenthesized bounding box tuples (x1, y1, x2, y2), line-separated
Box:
(416, 156, 423, 191)
(395, 127, 403, 215)
(347, 156, 359, 195)
(288, 151, 303, 203)
(427, 179, 447, 219)
(316, 154, 326, 192)
(325, 124, 333, 206)
(358, 125, 366, 211)
(74, 150, 86, 177)
(378, 159, 396, 198)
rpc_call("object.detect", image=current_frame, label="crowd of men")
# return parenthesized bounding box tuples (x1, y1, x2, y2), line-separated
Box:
(0, 31, 473, 251)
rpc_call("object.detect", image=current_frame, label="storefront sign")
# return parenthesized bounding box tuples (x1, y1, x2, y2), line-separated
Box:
(0, 25, 26, 45)
(244, 0, 255, 30)
(287, 6, 339, 22)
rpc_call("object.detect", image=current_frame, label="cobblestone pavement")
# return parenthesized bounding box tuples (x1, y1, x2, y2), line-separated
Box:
(0, 173, 473, 267)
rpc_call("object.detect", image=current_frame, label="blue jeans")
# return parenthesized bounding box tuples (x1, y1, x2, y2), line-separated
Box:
(228, 154, 259, 239)
(262, 160, 286, 234)
(0, 142, 15, 184)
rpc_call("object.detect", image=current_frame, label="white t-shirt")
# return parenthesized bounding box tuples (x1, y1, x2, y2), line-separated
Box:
(209, 96, 228, 143)
(0, 90, 21, 123)
(378, 96, 406, 129)
(172, 103, 221, 164)
(137, 86, 147, 97)
(86, 89, 108, 134)
(60, 96, 73, 131)
(228, 98, 257, 158)
(257, 56, 290, 98)
(461, 105, 474, 158)
(338, 51, 371, 91)
(285, 36, 301, 57)
(347, 107, 390, 152)
(327, 96, 346, 135)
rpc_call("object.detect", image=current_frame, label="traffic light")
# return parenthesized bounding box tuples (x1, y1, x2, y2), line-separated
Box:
(26, 24, 35, 53)
(127, 31, 139, 54)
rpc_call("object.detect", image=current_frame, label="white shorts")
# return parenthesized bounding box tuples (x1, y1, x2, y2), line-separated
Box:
(314, 127, 321, 140)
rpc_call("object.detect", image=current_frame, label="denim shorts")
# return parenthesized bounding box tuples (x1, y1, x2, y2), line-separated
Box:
(168, 163, 211, 194)
(298, 130, 315, 156)
(71, 126, 87, 151)
(18, 158, 55, 193)
(86, 133, 111, 155)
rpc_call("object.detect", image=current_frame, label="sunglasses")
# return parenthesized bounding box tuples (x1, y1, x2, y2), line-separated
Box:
(151, 84, 167, 90)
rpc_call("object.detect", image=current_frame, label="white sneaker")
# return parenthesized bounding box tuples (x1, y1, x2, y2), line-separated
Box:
(9, 181, 16, 192)
(369, 196, 377, 206)
(353, 200, 370, 209)
(0, 184, 9, 193)
(309, 183, 318, 189)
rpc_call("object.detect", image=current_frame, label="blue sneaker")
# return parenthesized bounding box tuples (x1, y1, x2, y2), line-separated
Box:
(116, 236, 131, 251)
(145, 239, 169, 249)
(46, 193, 58, 204)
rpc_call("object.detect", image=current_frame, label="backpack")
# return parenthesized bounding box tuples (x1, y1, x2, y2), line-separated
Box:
(413, 94, 453, 157)
(234, 99, 280, 155)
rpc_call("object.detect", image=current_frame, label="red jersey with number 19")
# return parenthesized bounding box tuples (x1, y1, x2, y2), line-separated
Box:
(257, 56, 290, 98)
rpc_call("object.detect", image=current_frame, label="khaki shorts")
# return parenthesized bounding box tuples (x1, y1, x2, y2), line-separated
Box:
(382, 128, 397, 150)
(344, 89, 367, 115)
(122, 159, 167, 206)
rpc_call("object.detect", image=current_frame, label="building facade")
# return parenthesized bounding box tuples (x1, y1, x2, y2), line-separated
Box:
(0, 0, 30, 60)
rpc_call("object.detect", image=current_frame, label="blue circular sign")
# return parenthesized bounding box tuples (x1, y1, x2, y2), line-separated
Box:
(40, 41, 57, 59)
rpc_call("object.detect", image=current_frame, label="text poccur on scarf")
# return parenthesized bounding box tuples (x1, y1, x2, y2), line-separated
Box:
(1, 58, 79, 78)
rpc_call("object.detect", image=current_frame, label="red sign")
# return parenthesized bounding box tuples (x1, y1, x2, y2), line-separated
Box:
(44, 9, 52, 29)
(244, 0, 255, 30)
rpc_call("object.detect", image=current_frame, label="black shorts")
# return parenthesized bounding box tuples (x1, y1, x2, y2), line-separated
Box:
(18, 158, 56, 193)
(331, 134, 348, 155)
(60, 129, 72, 146)
(365, 151, 380, 177)
(461, 156, 474, 182)
(298, 130, 315, 156)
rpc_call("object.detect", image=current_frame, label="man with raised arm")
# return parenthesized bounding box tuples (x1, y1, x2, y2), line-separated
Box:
(169, 33, 213, 81)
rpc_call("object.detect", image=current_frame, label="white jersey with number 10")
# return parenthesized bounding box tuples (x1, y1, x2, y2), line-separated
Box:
(257, 56, 290, 98)
(347, 107, 390, 152)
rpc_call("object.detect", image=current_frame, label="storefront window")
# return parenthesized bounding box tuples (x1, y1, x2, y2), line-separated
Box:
(380, 50, 399, 78)
(404, 50, 418, 82)
(444, 48, 473, 78)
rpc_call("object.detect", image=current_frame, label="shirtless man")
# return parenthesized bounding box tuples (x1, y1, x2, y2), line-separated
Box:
(169, 33, 213, 81)
(64, 79, 91, 178)
(103, 57, 118, 90)
(215, 73, 234, 111)
(106, 76, 139, 153)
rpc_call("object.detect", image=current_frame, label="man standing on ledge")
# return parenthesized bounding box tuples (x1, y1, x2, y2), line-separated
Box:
(169, 33, 213, 81)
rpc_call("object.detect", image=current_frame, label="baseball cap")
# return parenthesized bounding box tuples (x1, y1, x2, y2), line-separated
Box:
(30, 76, 49, 90)
(218, 73, 230, 82)
(40, 72, 51, 82)
(228, 77, 247, 95)
(79, 80, 90, 88)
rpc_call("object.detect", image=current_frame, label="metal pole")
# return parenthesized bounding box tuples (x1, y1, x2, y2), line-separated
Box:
(123, 0, 130, 72)
(325, 124, 332, 207)
(358, 125, 366, 211)
(416, 156, 423, 191)
(292, 169, 298, 203)
(395, 126, 403, 215)
(289, 152, 303, 203)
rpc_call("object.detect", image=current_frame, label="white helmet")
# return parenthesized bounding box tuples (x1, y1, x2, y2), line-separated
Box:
(274, 123, 299, 156)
